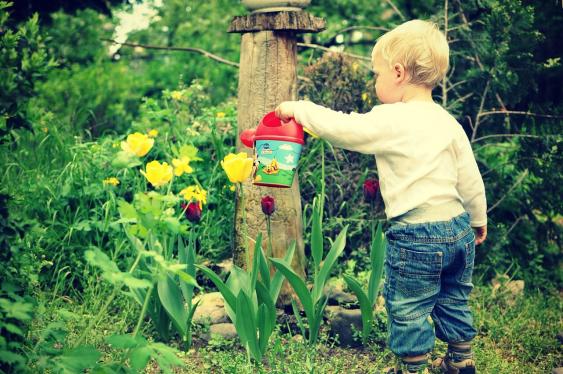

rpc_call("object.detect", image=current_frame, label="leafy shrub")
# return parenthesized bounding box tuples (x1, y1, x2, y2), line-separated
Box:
(300, 52, 375, 113)
(0, 1, 56, 142)
(32, 62, 147, 136)
(0, 284, 35, 373)
(46, 9, 113, 65)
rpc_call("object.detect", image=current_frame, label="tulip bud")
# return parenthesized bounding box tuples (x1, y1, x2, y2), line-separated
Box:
(363, 178, 380, 204)
(261, 195, 275, 216)
(181, 202, 202, 223)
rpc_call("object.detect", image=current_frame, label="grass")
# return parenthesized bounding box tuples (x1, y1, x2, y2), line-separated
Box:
(25, 284, 560, 373)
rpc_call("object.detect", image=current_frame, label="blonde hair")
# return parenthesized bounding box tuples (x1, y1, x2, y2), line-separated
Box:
(372, 20, 449, 88)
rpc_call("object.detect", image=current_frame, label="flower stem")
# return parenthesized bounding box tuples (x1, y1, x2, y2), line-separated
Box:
(266, 216, 273, 264)
(239, 183, 250, 270)
(320, 141, 326, 221)
(133, 285, 154, 337)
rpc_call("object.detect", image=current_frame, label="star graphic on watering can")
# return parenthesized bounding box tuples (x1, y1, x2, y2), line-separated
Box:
(284, 154, 294, 164)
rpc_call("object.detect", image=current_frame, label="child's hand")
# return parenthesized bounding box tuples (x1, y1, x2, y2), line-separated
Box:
(473, 225, 487, 245)
(275, 101, 295, 122)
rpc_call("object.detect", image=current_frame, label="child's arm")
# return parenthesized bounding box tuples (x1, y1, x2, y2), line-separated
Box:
(275, 100, 389, 154)
(454, 126, 488, 243)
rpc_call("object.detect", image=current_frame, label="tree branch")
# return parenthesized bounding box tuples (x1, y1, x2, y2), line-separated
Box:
(472, 134, 559, 143)
(453, 0, 507, 111)
(102, 38, 240, 68)
(333, 25, 390, 35)
(471, 79, 490, 142)
(487, 170, 528, 214)
(442, 0, 449, 106)
(297, 42, 371, 62)
(383, 0, 406, 20)
(477, 110, 563, 120)
(100, 38, 319, 83)
(506, 215, 525, 236)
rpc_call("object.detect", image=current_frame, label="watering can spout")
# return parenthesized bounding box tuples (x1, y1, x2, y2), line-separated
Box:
(240, 129, 256, 148)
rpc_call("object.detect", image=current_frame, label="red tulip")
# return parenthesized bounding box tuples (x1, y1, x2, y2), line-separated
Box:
(363, 178, 380, 204)
(261, 195, 276, 216)
(181, 202, 202, 223)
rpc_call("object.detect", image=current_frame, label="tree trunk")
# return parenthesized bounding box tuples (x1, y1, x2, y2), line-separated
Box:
(230, 11, 324, 306)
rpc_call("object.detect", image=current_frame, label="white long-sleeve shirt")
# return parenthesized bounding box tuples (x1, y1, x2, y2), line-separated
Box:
(291, 100, 487, 227)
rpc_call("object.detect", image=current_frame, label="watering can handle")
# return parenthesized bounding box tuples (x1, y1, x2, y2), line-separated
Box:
(299, 124, 319, 139)
(279, 116, 319, 139)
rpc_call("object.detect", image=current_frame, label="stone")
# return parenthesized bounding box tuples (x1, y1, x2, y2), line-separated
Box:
(200, 259, 233, 277)
(207, 323, 238, 341)
(552, 368, 563, 374)
(324, 278, 357, 306)
(491, 275, 525, 306)
(325, 305, 363, 347)
(192, 292, 230, 325)
(375, 295, 386, 312)
(216, 258, 233, 274)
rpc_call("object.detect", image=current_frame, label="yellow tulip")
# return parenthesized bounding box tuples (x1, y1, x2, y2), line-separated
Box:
(172, 156, 193, 177)
(179, 185, 207, 205)
(148, 129, 158, 138)
(221, 152, 253, 184)
(216, 112, 226, 119)
(121, 132, 154, 157)
(103, 177, 120, 186)
(141, 161, 173, 188)
(171, 90, 183, 101)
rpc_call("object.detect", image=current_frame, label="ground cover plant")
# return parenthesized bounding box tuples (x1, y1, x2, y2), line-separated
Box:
(1, 0, 561, 373)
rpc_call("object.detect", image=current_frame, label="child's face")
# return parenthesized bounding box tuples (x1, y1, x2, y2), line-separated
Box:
(372, 55, 405, 104)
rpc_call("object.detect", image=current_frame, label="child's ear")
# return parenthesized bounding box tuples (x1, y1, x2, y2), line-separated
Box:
(393, 63, 407, 83)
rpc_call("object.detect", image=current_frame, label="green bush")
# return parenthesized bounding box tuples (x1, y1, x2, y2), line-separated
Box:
(0, 2, 56, 142)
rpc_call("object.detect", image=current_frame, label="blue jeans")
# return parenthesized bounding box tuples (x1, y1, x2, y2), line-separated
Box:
(383, 212, 477, 357)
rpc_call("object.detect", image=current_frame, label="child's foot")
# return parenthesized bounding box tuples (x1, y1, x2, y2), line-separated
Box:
(432, 356, 476, 374)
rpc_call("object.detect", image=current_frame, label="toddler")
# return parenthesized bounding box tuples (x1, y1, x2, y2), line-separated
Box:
(275, 20, 486, 374)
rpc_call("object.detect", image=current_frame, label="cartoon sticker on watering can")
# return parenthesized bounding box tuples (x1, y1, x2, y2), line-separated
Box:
(239, 111, 305, 188)
(254, 140, 302, 187)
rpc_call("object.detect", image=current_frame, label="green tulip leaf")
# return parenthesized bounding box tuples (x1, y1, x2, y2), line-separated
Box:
(157, 275, 187, 337)
(311, 196, 323, 273)
(368, 222, 386, 307)
(195, 265, 236, 317)
(270, 241, 295, 302)
(312, 225, 348, 303)
(343, 274, 373, 345)
(255, 281, 276, 353)
(257, 235, 271, 291)
(250, 233, 262, 293)
(235, 291, 260, 361)
(270, 258, 314, 318)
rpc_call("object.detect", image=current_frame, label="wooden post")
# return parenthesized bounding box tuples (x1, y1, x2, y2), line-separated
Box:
(229, 11, 325, 306)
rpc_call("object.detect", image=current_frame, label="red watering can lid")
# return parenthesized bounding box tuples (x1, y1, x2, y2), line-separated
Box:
(239, 111, 305, 148)
(254, 111, 304, 145)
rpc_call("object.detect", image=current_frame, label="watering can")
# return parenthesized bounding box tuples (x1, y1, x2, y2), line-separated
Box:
(240, 111, 305, 188)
